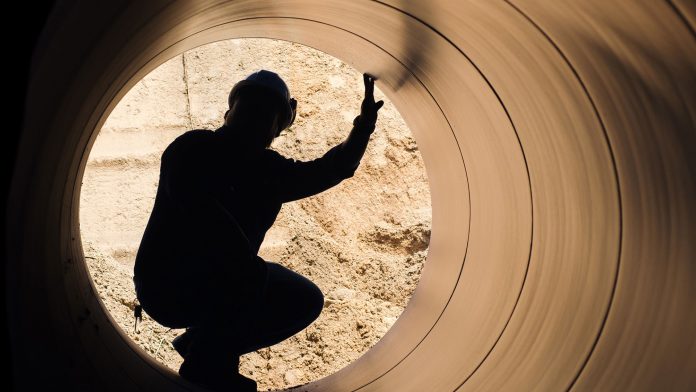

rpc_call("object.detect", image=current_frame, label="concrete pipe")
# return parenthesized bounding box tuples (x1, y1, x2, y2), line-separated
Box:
(7, 1, 695, 390)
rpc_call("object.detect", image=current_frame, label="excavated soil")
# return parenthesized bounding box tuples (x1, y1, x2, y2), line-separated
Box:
(80, 38, 431, 391)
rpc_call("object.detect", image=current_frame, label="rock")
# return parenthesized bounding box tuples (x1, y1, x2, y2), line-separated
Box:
(326, 286, 356, 302)
(284, 369, 304, 385)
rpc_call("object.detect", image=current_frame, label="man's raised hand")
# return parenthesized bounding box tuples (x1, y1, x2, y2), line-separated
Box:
(358, 73, 384, 129)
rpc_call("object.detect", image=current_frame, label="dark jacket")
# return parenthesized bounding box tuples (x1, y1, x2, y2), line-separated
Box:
(133, 122, 373, 312)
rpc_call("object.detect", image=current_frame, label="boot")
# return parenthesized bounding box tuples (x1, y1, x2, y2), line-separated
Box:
(179, 355, 257, 392)
(172, 328, 198, 358)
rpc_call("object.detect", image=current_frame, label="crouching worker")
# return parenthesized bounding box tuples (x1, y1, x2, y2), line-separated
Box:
(133, 70, 384, 391)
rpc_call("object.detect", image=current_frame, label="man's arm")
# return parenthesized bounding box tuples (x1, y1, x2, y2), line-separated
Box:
(263, 74, 384, 203)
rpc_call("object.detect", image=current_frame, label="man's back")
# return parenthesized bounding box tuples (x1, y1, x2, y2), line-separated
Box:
(134, 130, 266, 296)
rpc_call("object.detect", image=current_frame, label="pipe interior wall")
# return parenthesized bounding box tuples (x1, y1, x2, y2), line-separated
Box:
(7, 1, 695, 390)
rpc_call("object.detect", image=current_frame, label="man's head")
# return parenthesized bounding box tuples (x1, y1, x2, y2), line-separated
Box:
(224, 70, 297, 148)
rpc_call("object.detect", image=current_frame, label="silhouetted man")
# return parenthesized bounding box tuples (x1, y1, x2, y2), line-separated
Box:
(133, 70, 384, 391)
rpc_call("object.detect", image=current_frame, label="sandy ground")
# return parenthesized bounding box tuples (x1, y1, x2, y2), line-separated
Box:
(79, 38, 431, 391)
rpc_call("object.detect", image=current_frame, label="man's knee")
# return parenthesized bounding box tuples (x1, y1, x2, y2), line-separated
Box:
(267, 262, 324, 323)
(306, 281, 324, 321)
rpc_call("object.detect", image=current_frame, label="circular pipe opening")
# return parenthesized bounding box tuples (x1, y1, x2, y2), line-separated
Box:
(73, 11, 482, 389)
(79, 37, 432, 390)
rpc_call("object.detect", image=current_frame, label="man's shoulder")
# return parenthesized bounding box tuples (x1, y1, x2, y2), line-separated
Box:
(172, 129, 215, 146)
(164, 130, 214, 155)
(260, 148, 296, 168)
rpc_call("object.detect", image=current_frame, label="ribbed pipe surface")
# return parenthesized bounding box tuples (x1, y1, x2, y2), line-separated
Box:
(7, 1, 695, 390)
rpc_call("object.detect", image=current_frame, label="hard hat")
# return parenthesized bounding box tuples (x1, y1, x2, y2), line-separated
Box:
(228, 70, 296, 130)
